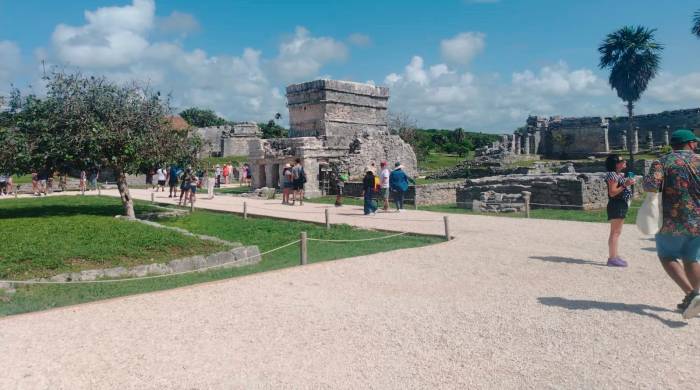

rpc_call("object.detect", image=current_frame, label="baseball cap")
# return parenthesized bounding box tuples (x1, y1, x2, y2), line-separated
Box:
(670, 129, 699, 145)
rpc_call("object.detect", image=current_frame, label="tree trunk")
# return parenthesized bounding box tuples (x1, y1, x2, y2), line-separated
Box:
(116, 170, 136, 219)
(627, 101, 635, 171)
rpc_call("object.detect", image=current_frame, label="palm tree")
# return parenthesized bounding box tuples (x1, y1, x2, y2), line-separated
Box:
(598, 26, 663, 169)
(693, 10, 700, 38)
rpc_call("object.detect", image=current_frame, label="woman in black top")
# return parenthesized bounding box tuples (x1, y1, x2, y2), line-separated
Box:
(362, 168, 377, 215)
(605, 154, 635, 267)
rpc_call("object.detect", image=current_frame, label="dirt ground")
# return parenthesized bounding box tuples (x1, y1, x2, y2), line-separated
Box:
(0, 190, 696, 389)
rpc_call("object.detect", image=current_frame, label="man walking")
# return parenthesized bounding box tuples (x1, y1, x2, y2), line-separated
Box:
(643, 129, 700, 319)
(291, 158, 306, 205)
(389, 162, 415, 212)
(379, 161, 391, 211)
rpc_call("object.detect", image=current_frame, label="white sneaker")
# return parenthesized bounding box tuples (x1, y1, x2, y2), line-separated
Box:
(682, 293, 700, 319)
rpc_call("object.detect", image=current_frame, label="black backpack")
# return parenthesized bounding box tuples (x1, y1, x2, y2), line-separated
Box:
(300, 168, 307, 183)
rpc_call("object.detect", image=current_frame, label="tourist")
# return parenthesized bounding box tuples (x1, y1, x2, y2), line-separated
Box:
(0, 174, 7, 196)
(334, 169, 348, 207)
(243, 163, 252, 187)
(88, 168, 99, 191)
(178, 168, 191, 206)
(79, 170, 87, 193)
(6, 175, 13, 195)
(146, 168, 155, 189)
(379, 161, 391, 211)
(643, 129, 700, 319)
(291, 158, 306, 205)
(227, 162, 234, 183)
(168, 165, 179, 198)
(231, 164, 239, 182)
(222, 163, 230, 185)
(215, 164, 222, 188)
(239, 164, 246, 186)
(156, 167, 167, 192)
(389, 162, 415, 212)
(282, 163, 293, 205)
(37, 168, 50, 196)
(31, 171, 38, 195)
(362, 168, 378, 215)
(604, 154, 635, 267)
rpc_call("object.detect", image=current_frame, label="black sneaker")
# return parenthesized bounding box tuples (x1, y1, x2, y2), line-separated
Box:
(677, 292, 695, 311)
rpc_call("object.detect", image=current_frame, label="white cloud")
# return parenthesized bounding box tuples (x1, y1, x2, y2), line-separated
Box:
(647, 72, 700, 103)
(51, 0, 155, 67)
(348, 33, 372, 47)
(440, 32, 485, 65)
(272, 26, 348, 81)
(157, 11, 200, 35)
(0, 41, 21, 93)
(386, 57, 618, 131)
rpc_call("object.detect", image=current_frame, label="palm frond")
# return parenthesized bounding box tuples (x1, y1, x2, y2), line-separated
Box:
(693, 9, 700, 38)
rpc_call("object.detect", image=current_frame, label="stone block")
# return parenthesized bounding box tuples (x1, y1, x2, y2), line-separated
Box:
(79, 269, 105, 281)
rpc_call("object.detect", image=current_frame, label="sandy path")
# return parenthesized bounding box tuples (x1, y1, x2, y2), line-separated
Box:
(0, 190, 697, 389)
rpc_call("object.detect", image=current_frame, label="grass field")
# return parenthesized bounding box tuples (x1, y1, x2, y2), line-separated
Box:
(418, 152, 469, 172)
(0, 196, 442, 316)
(0, 197, 226, 280)
(214, 185, 253, 195)
(419, 199, 642, 224)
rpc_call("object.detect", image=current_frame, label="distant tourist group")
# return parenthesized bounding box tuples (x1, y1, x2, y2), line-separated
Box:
(357, 161, 414, 215)
(605, 129, 700, 319)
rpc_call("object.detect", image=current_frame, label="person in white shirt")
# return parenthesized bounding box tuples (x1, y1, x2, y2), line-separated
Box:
(156, 167, 167, 192)
(379, 161, 391, 211)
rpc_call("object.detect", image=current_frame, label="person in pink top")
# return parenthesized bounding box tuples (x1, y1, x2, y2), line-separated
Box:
(222, 164, 230, 184)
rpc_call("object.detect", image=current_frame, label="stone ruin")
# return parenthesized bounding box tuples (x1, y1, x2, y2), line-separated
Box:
(248, 80, 417, 197)
(197, 122, 262, 157)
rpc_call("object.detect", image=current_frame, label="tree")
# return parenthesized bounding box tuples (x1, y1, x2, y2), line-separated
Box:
(7, 72, 202, 218)
(258, 120, 288, 138)
(693, 9, 700, 38)
(453, 128, 465, 143)
(179, 107, 227, 128)
(598, 25, 663, 168)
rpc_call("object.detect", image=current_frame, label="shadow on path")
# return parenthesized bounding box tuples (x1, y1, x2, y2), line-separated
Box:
(529, 256, 607, 267)
(538, 297, 687, 328)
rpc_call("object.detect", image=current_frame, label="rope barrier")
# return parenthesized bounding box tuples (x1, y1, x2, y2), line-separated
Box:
(0, 239, 301, 286)
(307, 232, 408, 242)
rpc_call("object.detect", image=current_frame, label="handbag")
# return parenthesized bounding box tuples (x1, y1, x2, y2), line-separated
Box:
(636, 162, 666, 235)
(636, 192, 662, 235)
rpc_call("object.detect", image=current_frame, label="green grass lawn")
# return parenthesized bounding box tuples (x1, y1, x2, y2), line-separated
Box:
(418, 152, 469, 172)
(0, 196, 226, 280)
(419, 199, 642, 224)
(200, 155, 248, 167)
(12, 174, 33, 184)
(214, 185, 253, 195)
(0, 196, 442, 316)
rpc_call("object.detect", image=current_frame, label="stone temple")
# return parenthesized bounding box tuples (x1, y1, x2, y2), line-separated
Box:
(249, 79, 417, 197)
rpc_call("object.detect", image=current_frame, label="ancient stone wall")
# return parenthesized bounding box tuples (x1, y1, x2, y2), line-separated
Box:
(457, 174, 642, 211)
(287, 79, 389, 138)
(608, 108, 700, 147)
(196, 123, 261, 157)
(547, 117, 608, 157)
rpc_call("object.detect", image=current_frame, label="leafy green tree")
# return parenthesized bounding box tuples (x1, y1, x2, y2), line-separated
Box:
(258, 120, 288, 138)
(453, 128, 465, 143)
(7, 72, 202, 218)
(598, 25, 663, 167)
(179, 107, 227, 127)
(693, 10, 700, 38)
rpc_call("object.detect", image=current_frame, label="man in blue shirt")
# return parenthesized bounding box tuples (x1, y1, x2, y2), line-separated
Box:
(388, 162, 415, 212)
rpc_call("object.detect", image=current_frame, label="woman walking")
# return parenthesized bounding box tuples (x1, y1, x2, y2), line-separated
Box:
(282, 163, 293, 204)
(605, 154, 635, 267)
(362, 167, 377, 215)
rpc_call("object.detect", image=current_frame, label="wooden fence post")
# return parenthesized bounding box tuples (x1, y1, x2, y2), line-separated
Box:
(243, 201, 248, 219)
(325, 208, 330, 230)
(300, 231, 308, 265)
(444, 215, 451, 241)
(522, 191, 531, 218)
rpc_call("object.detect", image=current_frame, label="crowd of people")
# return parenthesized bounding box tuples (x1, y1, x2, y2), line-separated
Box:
(340, 160, 415, 215)
(605, 129, 700, 319)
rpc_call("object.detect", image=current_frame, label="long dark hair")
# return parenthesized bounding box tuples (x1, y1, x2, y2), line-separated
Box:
(605, 154, 623, 172)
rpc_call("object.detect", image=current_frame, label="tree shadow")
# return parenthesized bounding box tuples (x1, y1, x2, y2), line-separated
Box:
(538, 297, 687, 328)
(529, 256, 607, 267)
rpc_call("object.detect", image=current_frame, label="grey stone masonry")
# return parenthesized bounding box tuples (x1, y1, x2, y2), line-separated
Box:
(457, 173, 643, 211)
(287, 79, 389, 138)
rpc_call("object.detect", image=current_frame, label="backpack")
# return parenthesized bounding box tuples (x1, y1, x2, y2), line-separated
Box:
(300, 168, 307, 183)
(373, 175, 380, 192)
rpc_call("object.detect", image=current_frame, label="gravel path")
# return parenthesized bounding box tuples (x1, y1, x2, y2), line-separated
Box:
(0, 190, 697, 389)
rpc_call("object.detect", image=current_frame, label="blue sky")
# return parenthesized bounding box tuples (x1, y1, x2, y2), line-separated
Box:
(1, 0, 699, 132)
